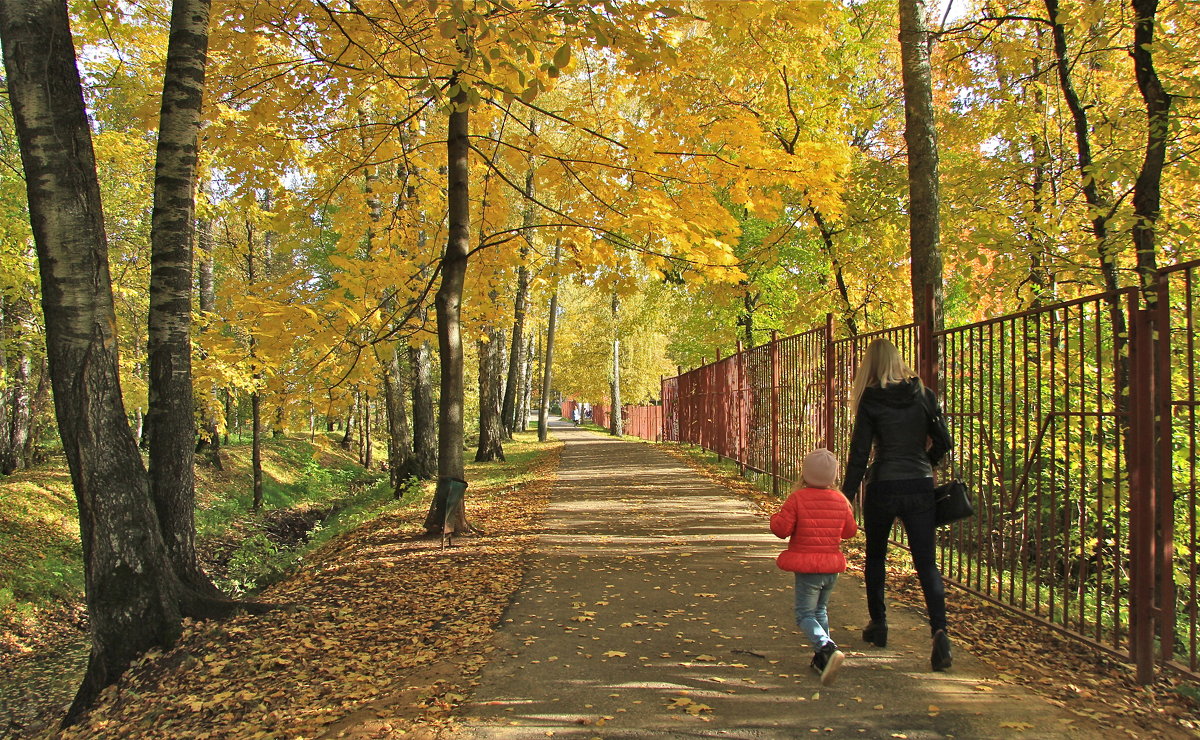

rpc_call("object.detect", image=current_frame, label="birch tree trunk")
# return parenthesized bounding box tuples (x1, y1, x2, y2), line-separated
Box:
(0, 0, 182, 721)
(1, 295, 36, 475)
(146, 0, 216, 597)
(537, 243, 561, 442)
(610, 293, 622, 437)
(518, 333, 534, 432)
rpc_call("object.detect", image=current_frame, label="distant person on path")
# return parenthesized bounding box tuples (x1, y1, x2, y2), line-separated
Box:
(842, 338, 953, 671)
(771, 448, 858, 685)
(572, 406, 581, 425)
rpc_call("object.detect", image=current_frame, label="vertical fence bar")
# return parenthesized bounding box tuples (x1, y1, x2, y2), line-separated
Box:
(736, 341, 746, 473)
(770, 330, 780, 496)
(823, 314, 835, 451)
(1153, 272, 1176, 667)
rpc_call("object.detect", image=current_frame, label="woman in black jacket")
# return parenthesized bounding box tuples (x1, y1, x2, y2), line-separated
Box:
(842, 338, 953, 671)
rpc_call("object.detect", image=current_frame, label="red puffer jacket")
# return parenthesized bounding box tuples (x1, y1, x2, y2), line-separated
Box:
(770, 487, 858, 573)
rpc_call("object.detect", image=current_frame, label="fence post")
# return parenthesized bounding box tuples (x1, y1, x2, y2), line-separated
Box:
(736, 340, 746, 474)
(1153, 272, 1177, 667)
(770, 330, 781, 496)
(677, 365, 684, 445)
(659, 374, 665, 443)
(823, 313, 835, 452)
(1129, 299, 1158, 684)
(715, 348, 723, 462)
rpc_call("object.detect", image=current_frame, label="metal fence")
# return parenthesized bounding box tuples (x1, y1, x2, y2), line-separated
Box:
(658, 263, 1200, 683)
(591, 403, 662, 441)
(1160, 261, 1200, 677)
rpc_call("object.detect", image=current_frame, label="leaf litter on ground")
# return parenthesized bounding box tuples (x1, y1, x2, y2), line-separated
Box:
(47, 435, 562, 740)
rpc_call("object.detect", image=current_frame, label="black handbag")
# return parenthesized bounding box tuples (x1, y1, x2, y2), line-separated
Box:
(934, 476, 974, 526)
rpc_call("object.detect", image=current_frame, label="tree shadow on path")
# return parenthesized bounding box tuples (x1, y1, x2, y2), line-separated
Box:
(454, 423, 1119, 739)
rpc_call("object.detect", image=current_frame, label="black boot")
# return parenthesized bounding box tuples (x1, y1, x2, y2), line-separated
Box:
(862, 620, 888, 647)
(931, 629, 952, 671)
(812, 643, 845, 686)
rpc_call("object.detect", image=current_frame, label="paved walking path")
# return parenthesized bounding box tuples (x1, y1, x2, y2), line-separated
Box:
(455, 423, 1109, 738)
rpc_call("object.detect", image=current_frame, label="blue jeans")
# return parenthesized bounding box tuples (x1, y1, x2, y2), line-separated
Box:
(794, 572, 839, 650)
(863, 477, 947, 633)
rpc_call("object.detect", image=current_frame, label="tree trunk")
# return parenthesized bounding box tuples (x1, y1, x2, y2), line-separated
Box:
(380, 342, 414, 494)
(737, 287, 757, 349)
(1045, 0, 1121, 298)
(1025, 35, 1055, 309)
(4, 344, 33, 475)
(23, 357, 50, 469)
(145, 0, 216, 600)
(1044, 0, 1128, 366)
(340, 392, 357, 449)
(1, 295, 36, 475)
(195, 217, 222, 468)
(425, 81, 471, 535)
(1130, 0, 1171, 309)
(251, 392, 263, 509)
(811, 207, 858, 336)
(362, 393, 373, 469)
(410, 341, 437, 479)
(898, 0, 944, 332)
(0, 300, 11, 470)
(1045, 0, 1134, 496)
(501, 157, 536, 437)
(519, 333, 535, 432)
(476, 327, 507, 462)
(610, 293, 623, 437)
(0, 0, 183, 721)
(538, 244, 562, 443)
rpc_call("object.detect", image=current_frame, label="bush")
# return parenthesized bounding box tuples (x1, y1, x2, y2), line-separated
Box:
(223, 532, 292, 596)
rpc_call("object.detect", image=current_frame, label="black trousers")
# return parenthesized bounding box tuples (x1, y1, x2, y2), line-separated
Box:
(862, 477, 947, 633)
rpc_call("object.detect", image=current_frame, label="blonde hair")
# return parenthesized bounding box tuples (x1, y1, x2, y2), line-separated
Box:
(850, 338, 921, 414)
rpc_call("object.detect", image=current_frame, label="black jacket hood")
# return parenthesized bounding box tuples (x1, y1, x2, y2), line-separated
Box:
(862, 378, 923, 408)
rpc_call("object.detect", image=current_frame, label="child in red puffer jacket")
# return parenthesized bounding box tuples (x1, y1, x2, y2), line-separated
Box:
(771, 448, 858, 685)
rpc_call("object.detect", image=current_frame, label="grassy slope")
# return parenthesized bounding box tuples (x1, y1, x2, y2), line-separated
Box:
(0, 433, 386, 656)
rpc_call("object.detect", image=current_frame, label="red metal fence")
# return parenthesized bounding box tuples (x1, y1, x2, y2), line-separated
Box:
(592, 403, 662, 441)
(661, 261, 1200, 683)
(1160, 262, 1200, 677)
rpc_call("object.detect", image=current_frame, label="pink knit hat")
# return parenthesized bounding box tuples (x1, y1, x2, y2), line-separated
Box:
(801, 448, 839, 489)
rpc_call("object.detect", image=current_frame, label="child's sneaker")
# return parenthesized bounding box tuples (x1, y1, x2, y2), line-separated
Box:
(812, 642, 845, 685)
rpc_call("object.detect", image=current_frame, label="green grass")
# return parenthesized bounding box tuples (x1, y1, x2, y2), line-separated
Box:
(0, 433, 390, 648)
(0, 468, 84, 612)
(0, 429, 566, 650)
